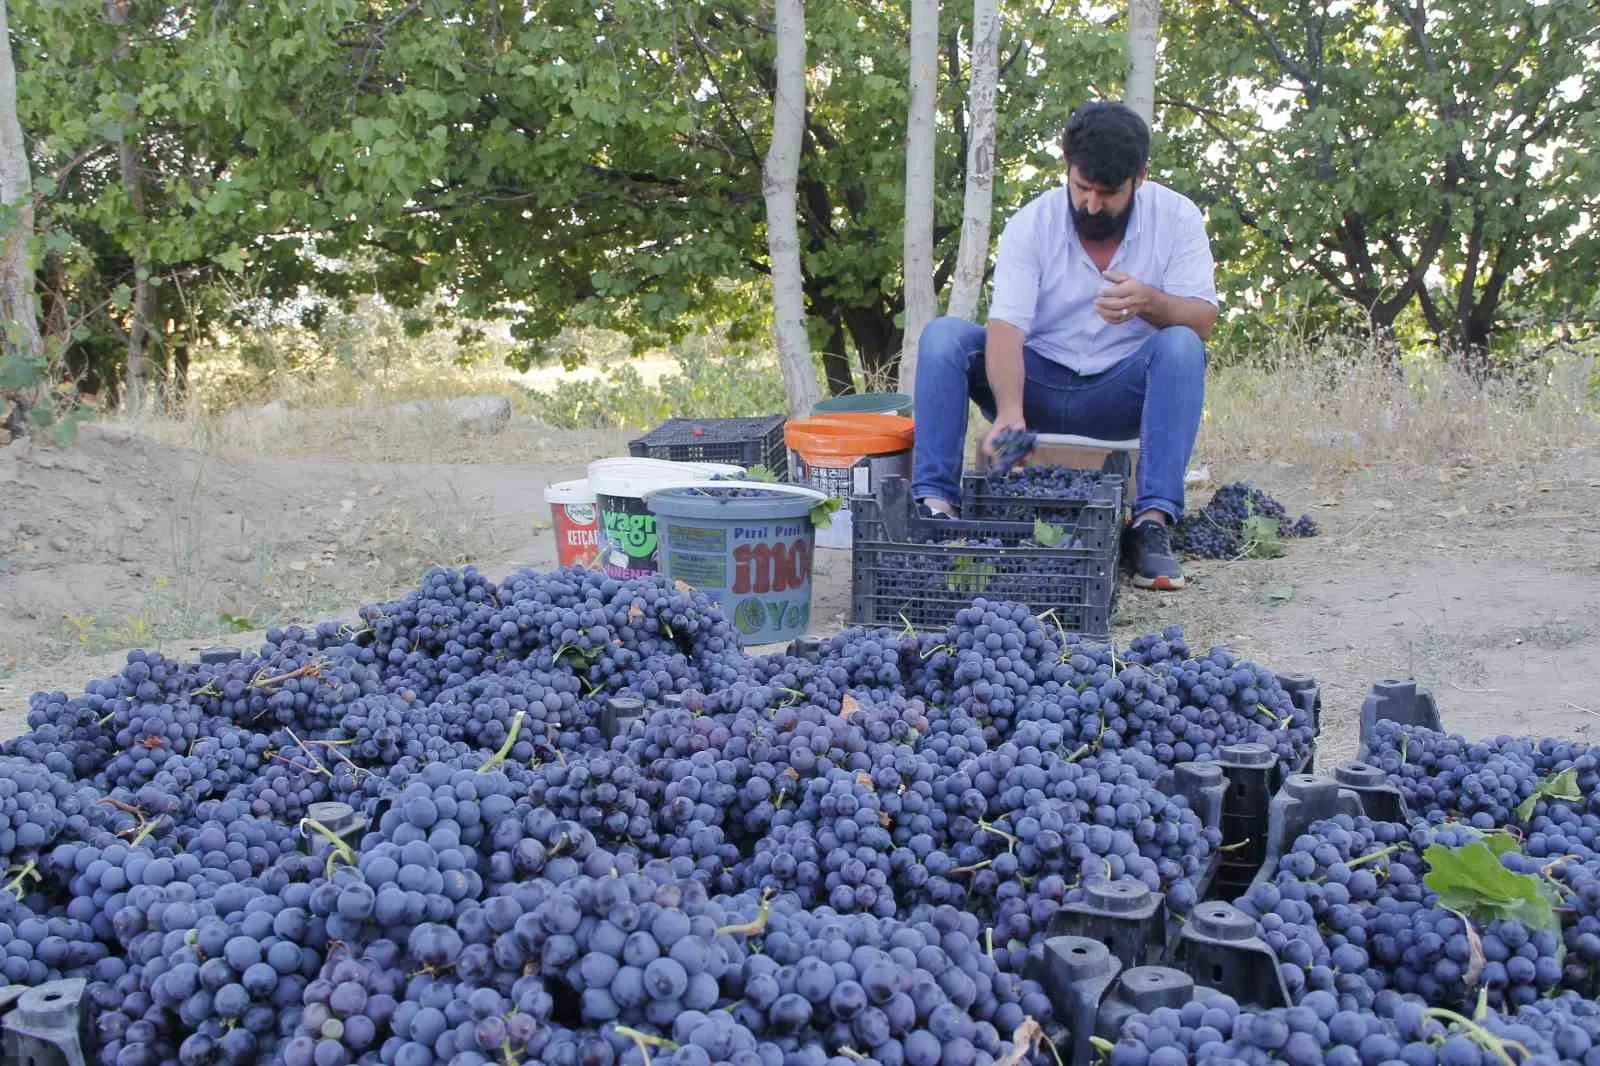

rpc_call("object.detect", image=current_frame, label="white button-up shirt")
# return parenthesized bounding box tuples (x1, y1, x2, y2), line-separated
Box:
(986, 179, 1219, 376)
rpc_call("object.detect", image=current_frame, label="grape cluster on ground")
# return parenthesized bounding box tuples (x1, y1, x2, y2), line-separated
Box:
(4, 563, 1599, 1066)
(1171, 483, 1319, 559)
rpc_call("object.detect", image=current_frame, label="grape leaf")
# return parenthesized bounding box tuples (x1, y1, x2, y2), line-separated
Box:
(744, 465, 781, 483)
(1515, 767, 1582, 822)
(1478, 831, 1524, 857)
(1422, 842, 1561, 933)
(808, 497, 842, 529)
(1241, 513, 1285, 558)
(1032, 519, 1066, 547)
(947, 556, 997, 595)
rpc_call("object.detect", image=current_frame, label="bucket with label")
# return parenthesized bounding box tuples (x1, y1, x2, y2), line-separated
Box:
(783, 413, 915, 549)
(545, 479, 601, 568)
(587, 458, 745, 581)
(643, 481, 827, 645)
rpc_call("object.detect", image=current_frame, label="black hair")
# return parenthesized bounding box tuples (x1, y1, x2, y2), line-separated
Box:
(1062, 102, 1150, 188)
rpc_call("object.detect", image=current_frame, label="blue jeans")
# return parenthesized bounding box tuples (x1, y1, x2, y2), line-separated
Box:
(910, 316, 1207, 521)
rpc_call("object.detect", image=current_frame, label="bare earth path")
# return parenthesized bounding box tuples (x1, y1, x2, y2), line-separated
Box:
(4, 423, 1597, 765)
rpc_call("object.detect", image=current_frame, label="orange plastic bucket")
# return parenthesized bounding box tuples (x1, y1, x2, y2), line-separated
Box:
(784, 413, 916, 548)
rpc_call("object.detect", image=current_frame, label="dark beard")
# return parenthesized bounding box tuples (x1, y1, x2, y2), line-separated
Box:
(1070, 189, 1135, 242)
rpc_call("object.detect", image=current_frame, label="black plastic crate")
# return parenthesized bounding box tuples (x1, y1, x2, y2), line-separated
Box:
(850, 477, 1117, 637)
(627, 415, 789, 477)
(960, 470, 1125, 554)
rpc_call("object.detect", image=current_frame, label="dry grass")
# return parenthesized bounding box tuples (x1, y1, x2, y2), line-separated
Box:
(1197, 336, 1599, 476)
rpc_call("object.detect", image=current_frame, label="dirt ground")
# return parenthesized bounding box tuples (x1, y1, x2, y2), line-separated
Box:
(3, 420, 1598, 767)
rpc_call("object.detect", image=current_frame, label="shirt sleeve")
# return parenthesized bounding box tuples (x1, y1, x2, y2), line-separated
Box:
(985, 204, 1041, 332)
(1162, 199, 1219, 306)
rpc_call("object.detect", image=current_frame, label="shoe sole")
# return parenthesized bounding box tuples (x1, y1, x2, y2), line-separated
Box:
(1131, 573, 1185, 591)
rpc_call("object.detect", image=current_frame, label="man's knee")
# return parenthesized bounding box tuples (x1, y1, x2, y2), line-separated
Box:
(918, 316, 985, 366)
(1150, 325, 1207, 374)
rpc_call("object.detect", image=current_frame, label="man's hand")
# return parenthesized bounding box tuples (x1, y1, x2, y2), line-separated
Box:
(981, 410, 1027, 466)
(1095, 270, 1157, 325)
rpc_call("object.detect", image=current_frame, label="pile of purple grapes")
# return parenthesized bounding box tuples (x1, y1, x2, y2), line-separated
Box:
(1172, 482, 1320, 559)
(2, 559, 1597, 1066)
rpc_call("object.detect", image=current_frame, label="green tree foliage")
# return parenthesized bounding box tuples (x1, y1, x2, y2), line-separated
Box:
(7, 0, 1596, 406)
(1160, 0, 1600, 371)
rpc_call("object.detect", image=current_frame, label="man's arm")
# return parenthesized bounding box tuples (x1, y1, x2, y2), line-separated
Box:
(1095, 271, 1218, 341)
(982, 320, 1028, 460)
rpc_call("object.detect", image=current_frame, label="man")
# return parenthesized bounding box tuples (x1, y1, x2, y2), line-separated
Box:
(910, 100, 1218, 591)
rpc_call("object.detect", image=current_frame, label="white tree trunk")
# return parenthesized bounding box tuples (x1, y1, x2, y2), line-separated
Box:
(1125, 0, 1160, 128)
(763, 0, 822, 417)
(946, 0, 1000, 322)
(0, 0, 41, 372)
(898, 0, 939, 394)
(106, 0, 149, 414)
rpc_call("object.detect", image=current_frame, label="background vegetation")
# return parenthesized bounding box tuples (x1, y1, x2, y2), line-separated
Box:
(0, 0, 1597, 430)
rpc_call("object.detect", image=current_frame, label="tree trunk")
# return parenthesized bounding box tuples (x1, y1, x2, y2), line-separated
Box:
(0, 0, 42, 438)
(106, 0, 150, 415)
(946, 0, 1000, 321)
(820, 317, 853, 396)
(763, 0, 823, 416)
(899, 0, 939, 393)
(1124, 0, 1160, 128)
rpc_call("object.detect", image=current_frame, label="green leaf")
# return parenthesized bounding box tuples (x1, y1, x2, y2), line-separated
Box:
(744, 465, 780, 483)
(1032, 520, 1066, 547)
(947, 556, 997, 596)
(1422, 842, 1561, 934)
(1515, 767, 1583, 823)
(1478, 831, 1523, 857)
(808, 496, 842, 529)
(1241, 513, 1285, 558)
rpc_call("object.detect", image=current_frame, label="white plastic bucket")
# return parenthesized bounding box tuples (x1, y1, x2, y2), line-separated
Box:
(586, 458, 745, 580)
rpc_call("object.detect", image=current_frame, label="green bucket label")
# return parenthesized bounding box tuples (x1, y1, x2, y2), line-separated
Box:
(598, 494, 661, 579)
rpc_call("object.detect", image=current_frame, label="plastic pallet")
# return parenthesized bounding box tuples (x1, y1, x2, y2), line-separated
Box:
(850, 477, 1117, 637)
(957, 472, 1125, 554)
(601, 697, 646, 740)
(627, 415, 789, 478)
(1204, 743, 1279, 902)
(1170, 900, 1292, 1010)
(0, 978, 92, 1066)
(1157, 761, 1227, 833)
(1093, 967, 1202, 1051)
(1023, 936, 1121, 1066)
(1331, 759, 1409, 823)
(1246, 773, 1367, 894)
(1049, 879, 1169, 971)
(301, 802, 368, 851)
(1356, 677, 1443, 760)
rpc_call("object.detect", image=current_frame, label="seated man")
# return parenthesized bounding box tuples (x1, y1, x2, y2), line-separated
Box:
(911, 100, 1218, 591)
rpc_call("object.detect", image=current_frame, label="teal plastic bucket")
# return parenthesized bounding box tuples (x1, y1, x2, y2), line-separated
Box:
(644, 481, 827, 644)
(812, 392, 914, 417)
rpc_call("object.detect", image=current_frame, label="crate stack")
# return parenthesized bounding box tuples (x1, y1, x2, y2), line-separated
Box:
(627, 414, 790, 478)
(849, 473, 1125, 638)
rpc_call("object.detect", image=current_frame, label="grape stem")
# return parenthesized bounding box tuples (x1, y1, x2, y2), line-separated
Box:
(716, 888, 774, 936)
(837, 1049, 868, 1062)
(1346, 843, 1407, 869)
(478, 710, 527, 772)
(615, 1024, 679, 1066)
(249, 659, 328, 691)
(977, 819, 1018, 852)
(3, 860, 38, 900)
(1217, 837, 1253, 853)
(1423, 1008, 1523, 1066)
(950, 860, 993, 876)
(300, 818, 358, 878)
(284, 728, 332, 777)
(129, 814, 164, 847)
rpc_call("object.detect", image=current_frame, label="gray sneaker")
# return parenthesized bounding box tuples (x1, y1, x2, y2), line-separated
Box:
(1126, 520, 1185, 590)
